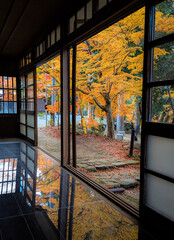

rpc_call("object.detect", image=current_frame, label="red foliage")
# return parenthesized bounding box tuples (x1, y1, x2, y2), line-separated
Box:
(40, 127, 61, 138)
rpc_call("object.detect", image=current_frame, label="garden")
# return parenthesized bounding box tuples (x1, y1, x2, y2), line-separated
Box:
(36, 1, 174, 207)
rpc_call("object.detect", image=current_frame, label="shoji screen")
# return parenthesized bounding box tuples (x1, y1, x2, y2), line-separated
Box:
(141, 0, 174, 234)
(19, 71, 36, 144)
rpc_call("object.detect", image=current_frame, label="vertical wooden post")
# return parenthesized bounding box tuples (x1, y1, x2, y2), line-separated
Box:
(72, 46, 76, 168)
(61, 47, 70, 166)
(33, 67, 37, 146)
(129, 126, 135, 156)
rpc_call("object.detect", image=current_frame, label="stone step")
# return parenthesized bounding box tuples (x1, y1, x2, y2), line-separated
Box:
(119, 179, 138, 189)
(86, 166, 97, 172)
(95, 165, 109, 170)
(110, 188, 125, 193)
(112, 162, 127, 167)
(126, 160, 139, 165)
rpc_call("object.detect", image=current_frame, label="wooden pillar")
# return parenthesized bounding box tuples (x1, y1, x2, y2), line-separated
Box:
(61, 47, 70, 166)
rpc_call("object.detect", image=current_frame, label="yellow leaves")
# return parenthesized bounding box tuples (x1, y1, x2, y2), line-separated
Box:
(46, 101, 59, 114)
(154, 47, 169, 60)
(85, 117, 100, 130)
(155, 11, 174, 35)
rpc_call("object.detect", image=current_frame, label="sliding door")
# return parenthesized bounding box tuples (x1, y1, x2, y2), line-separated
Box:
(19, 70, 37, 144)
(141, 0, 174, 236)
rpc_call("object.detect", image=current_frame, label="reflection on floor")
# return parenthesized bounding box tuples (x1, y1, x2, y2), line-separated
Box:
(0, 141, 154, 240)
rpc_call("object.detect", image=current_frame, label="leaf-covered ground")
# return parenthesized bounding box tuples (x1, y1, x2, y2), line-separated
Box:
(38, 127, 141, 207)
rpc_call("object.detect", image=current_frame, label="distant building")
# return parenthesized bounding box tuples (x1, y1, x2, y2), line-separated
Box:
(37, 98, 46, 113)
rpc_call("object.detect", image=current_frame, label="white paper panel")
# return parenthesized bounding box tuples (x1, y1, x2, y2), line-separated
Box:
(27, 127, 34, 140)
(39, 43, 43, 55)
(27, 115, 34, 127)
(47, 35, 50, 48)
(20, 113, 26, 124)
(98, 0, 107, 9)
(145, 174, 174, 221)
(20, 124, 26, 135)
(51, 30, 55, 46)
(69, 15, 75, 34)
(147, 135, 174, 178)
(77, 7, 84, 28)
(86, 0, 92, 20)
(56, 25, 60, 41)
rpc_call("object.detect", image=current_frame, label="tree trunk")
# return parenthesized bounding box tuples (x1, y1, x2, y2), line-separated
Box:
(135, 101, 141, 140)
(51, 113, 55, 126)
(106, 104, 115, 139)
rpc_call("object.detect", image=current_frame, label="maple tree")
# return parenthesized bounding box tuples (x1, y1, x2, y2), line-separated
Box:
(37, 55, 61, 126)
(36, 3, 174, 138)
(76, 5, 174, 138)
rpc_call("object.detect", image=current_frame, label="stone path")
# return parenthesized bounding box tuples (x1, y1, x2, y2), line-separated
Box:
(77, 158, 139, 189)
(38, 128, 141, 206)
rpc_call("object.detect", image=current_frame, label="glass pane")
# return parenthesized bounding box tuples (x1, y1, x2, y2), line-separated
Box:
(0, 76, 2, 88)
(27, 72, 33, 85)
(21, 100, 25, 110)
(27, 86, 34, 98)
(28, 53, 31, 63)
(3, 77, 8, 88)
(27, 100, 34, 111)
(86, 0, 92, 20)
(8, 77, 12, 88)
(37, 55, 61, 159)
(4, 90, 8, 101)
(13, 90, 17, 101)
(153, 41, 174, 81)
(77, 7, 85, 28)
(13, 77, 16, 89)
(9, 102, 14, 113)
(9, 90, 13, 101)
(151, 85, 174, 123)
(147, 135, 174, 178)
(21, 76, 25, 88)
(155, 0, 174, 40)
(21, 89, 25, 99)
(0, 101, 3, 113)
(0, 89, 3, 100)
(22, 57, 25, 67)
(76, 8, 145, 207)
(145, 173, 174, 221)
(26, 54, 29, 64)
(14, 102, 17, 113)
